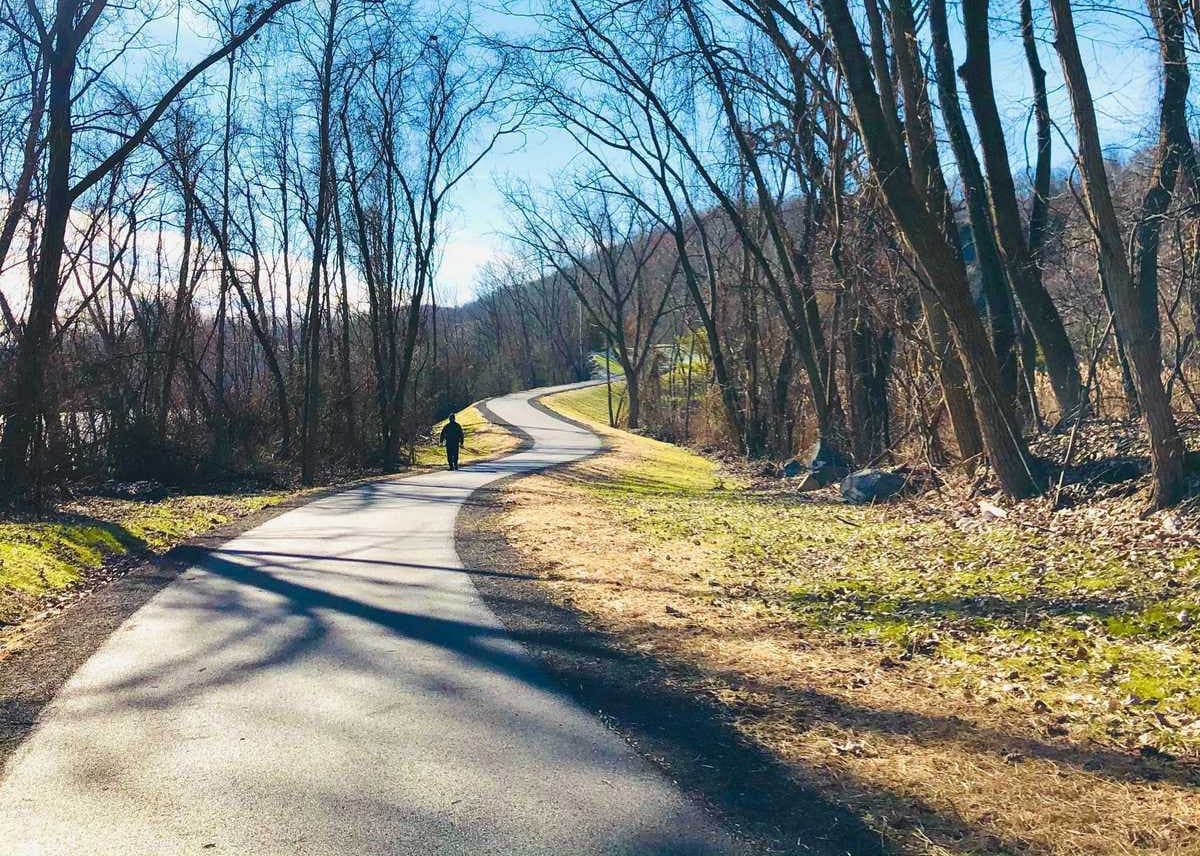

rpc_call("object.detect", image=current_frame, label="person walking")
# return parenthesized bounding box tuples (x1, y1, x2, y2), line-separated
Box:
(439, 413, 465, 470)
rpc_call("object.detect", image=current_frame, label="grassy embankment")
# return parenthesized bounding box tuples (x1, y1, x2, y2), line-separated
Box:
(497, 382, 1200, 855)
(1, 403, 517, 644)
(413, 404, 521, 468)
(0, 492, 288, 635)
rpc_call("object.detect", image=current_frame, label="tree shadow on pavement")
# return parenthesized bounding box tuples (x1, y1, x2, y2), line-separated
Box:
(455, 477, 1200, 855)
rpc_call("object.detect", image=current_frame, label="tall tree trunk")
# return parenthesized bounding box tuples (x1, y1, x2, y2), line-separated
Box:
(0, 42, 75, 496)
(1018, 0, 1053, 428)
(959, 0, 1085, 421)
(301, 0, 339, 485)
(1020, 0, 1053, 268)
(158, 183, 195, 441)
(928, 0, 1019, 417)
(333, 188, 356, 452)
(0, 59, 47, 335)
(1048, 0, 1185, 506)
(818, 0, 1037, 498)
(680, 0, 843, 446)
(888, 0, 985, 465)
(1134, 0, 1191, 358)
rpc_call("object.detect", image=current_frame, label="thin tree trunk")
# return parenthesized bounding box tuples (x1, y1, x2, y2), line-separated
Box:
(888, 0, 985, 465)
(928, 0, 1019, 417)
(959, 0, 1085, 421)
(1134, 0, 1190, 358)
(301, 0, 339, 484)
(0, 43, 75, 496)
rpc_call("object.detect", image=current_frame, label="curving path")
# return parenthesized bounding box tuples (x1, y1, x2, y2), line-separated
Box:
(0, 383, 751, 855)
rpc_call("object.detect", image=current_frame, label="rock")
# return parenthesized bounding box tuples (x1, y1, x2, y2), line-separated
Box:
(781, 458, 805, 478)
(783, 440, 851, 486)
(840, 465, 940, 504)
(840, 468, 908, 504)
(979, 499, 1008, 519)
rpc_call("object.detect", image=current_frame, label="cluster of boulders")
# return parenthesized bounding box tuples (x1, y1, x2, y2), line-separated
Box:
(780, 441, 938, 504)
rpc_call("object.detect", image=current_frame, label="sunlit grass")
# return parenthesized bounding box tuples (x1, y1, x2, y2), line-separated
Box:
(543, 383, 720, 497)
(549, 381, 628, 429)
(413, 404, 520, 468)
(539, 389, 1200, 754)
(0, 492, 288, 626)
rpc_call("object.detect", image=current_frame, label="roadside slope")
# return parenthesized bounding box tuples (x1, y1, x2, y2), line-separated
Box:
(468, 383, 1200, 856)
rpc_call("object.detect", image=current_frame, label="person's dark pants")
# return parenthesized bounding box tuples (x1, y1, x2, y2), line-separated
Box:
(447, 445, 460, 470)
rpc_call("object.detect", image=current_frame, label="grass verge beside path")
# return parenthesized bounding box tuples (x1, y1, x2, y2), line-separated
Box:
(489, 383, 1200, 855)
(552, 379, 629, 430)
(414, 404, 523, 468)
(0, 492, 288, 641)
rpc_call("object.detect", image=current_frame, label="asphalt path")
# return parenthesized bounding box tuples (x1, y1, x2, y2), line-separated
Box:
(0, 383, 752, 855)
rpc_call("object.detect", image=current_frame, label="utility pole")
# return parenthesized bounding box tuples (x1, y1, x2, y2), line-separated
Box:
(578, 294, 584, 378)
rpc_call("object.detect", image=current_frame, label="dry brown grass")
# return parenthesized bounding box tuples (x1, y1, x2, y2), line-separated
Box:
(490, 392, 1200, 855)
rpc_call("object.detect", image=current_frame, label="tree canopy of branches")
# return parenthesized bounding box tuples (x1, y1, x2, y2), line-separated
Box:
(3, 0, 1200, 511)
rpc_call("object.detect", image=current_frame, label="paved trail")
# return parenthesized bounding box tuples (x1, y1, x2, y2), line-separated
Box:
(0, 384, 751, 855)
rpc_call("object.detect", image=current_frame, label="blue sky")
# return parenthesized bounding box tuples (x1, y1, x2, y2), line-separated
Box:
(439, 0, 1162, 303)
(110, 0, 1165, 306)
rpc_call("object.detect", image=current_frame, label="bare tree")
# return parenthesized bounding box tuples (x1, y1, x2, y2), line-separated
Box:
(1048, 0, 1185, 507)
(0, 0, 299, 497)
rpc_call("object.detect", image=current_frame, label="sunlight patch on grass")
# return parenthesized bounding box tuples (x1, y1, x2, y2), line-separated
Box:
(413, 404, 520, 468)
(542, 384, 721, 497)
(0, 492, 288, 626)
(539, 385, 1200, 755)
(548, 382, 629, 430)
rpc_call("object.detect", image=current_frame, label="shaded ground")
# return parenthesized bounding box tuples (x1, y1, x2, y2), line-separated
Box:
(0, 404, 518, 649)
(458, 484, 890, 856)
(474, 384, 1200, 855)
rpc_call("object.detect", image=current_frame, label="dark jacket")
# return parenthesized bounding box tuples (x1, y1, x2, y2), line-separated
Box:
(440, 420, 465, 448)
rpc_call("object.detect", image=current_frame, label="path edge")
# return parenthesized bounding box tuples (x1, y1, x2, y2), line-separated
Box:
(456, 391, 890, 856)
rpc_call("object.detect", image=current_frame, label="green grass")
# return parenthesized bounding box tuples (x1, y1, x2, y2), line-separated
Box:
(540, 389, 1200, 755)
(413, 404, 517, 468)
(591, 353, 624, 378)
(0, 492, 287, 627)
(543, 384, 719, 497)
(551, 381, 629, 429)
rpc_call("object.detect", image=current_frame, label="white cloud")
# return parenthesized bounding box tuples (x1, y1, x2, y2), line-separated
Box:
(434, 236, 505, 306)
